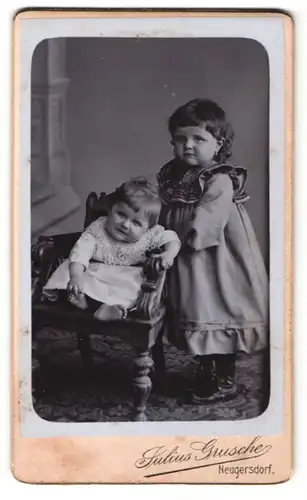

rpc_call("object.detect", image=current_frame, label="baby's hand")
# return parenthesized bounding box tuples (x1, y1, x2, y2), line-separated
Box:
(67, 276, 84, 298)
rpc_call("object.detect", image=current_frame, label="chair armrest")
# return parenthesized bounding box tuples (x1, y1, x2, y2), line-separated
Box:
(133, 257, 167, 321)
(31, 232, 81, 303)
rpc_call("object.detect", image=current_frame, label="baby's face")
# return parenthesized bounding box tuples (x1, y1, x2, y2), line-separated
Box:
(106, 202, 149, 243)
(172, 124, 221, 167)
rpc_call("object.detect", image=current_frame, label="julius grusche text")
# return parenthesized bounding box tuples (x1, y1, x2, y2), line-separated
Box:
(135, 436, 273, 478)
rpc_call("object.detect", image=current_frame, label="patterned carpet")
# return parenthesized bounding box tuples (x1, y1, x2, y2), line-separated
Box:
(33, 327, 270, 422)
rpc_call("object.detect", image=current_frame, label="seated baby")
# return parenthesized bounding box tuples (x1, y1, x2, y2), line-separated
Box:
(43, 177, 181, 321)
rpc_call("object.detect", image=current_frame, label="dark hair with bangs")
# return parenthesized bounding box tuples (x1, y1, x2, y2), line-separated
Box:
(111, 177, 162, 228)
(168, 98, 234, 163)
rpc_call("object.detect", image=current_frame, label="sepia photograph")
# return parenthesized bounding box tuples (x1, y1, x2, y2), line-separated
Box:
(31, 35, 270, 423)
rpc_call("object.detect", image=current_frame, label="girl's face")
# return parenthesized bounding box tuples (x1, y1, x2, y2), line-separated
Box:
(172, 124, 222, 168)
(106, 202, 149, 243)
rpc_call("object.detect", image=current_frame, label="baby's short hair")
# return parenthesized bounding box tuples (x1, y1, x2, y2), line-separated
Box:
(168, 98, 234, 163)
(111, 177, 162, 228)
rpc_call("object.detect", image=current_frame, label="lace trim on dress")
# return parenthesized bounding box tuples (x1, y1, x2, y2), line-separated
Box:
(157, 160, 250, 205)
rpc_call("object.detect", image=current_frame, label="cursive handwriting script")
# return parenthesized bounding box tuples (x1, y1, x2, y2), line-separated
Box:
(135, 437, 272, 477)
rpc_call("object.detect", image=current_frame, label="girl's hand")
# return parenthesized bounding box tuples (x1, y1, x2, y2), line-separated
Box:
(152, 251, 175, 271)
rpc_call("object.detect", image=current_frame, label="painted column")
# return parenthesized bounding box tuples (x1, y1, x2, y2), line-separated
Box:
(31, 38, 80, 239)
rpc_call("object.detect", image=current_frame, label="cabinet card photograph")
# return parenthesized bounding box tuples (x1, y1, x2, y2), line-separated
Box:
(12, 9, 293, 484)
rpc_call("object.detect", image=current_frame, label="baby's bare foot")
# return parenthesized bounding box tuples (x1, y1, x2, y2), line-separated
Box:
(68, 293, 88, 310)
(94, 304, 125, 321)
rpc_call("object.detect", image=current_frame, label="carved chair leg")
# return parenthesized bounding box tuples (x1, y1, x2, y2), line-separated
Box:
(77, 333, 94, 376)
(132, 349, 154, 421)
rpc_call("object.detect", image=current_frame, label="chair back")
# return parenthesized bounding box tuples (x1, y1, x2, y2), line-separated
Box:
(84, 191, 112, 228)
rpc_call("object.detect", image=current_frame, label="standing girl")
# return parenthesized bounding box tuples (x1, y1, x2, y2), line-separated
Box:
(157, 98, 268, 403)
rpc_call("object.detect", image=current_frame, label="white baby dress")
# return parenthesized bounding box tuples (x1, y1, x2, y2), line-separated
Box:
(43, 216, 179, 309)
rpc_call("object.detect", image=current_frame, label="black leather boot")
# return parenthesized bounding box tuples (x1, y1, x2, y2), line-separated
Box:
(214, 354, 242, 401)
(186, 355, 219, 403)
(215, 354, 235, 389)
(187, 354, 243, 404)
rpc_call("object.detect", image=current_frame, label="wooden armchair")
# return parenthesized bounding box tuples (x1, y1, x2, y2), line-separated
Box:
(31, 191, 167, 421)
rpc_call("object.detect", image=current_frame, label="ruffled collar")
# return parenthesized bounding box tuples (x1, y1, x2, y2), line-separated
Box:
(157, 159, 249, 205)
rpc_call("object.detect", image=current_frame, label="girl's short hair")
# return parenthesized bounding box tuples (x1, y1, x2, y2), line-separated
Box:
(111, 177, 162, 228)
(168, 98, 234, 163)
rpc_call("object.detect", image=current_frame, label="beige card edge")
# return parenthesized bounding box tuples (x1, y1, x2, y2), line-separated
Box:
(11, 9, 294, 485)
